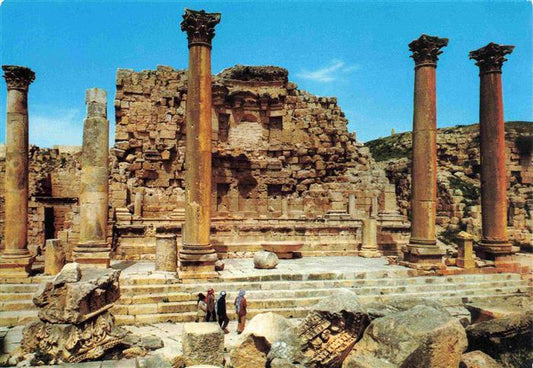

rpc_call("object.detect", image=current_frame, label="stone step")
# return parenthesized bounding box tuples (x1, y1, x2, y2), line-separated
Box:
(119, 268, 418, 285)
(117, 278, 527, 306)
(0, 310, 38, 327)
(0, 284, 40, 293)
(0, 292, 34, 302)
(0, 300, 34, 311)
(119, 273, 524, 295)
(113, 284, 529, 319)
(113, 290, 531, 326)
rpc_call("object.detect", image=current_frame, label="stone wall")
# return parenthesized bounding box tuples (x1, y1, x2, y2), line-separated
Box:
(366, 122, 533, 248)
(0, 65, 410, 259)
(110, 65, 407, 258)
(0, 145, 82, 256)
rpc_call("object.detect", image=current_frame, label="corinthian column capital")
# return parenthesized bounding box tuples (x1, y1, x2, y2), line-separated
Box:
(180, 9, 221, 48)
(409, 34, 449, 68)
(469, 42, 514, 74)
(2, 65, 35, 92)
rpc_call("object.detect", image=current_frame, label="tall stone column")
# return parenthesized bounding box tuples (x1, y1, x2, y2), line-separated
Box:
(73, 88, 110, 268)
(470, 43, 515, 264)
(403, 35, 448, 268)
(0, 65, 35, 277)
(180, 9, 221, 278)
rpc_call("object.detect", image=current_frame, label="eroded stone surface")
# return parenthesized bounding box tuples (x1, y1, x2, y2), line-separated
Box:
(460, 350, 503, 368)
(342, 305, 467, 368)
(182, 322, 224, 366)
(33, 265, 120, 324)
(21, 311, 122, 364)
(269, 289, 370, 368)
(466, 310, 533, 366)
(254, 251, 279, 269)
(230, 312, 291, 368)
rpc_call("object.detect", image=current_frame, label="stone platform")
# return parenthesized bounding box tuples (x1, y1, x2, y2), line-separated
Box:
(0, 256, 531, 328)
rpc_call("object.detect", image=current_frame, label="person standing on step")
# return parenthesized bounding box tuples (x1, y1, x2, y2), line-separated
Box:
(206, 288, 217, 322)
(234, 289, 247, 334)
(196, 293, 207, 323)
(216, 291, 230, 334)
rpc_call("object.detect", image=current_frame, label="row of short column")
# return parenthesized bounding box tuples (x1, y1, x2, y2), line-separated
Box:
(404, 34, 515, 268)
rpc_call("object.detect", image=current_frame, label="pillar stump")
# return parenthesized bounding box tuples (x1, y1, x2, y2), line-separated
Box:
(469, 43, 516, 267)
(456, 231, 475, 269)
(179, 9, 221, 279)
(403, 35, 448, 268)
(360, 218, 380, 258)
(155, 234, 177, 272)
(0, 65, 35, 277)
(73, 88, 110, 268)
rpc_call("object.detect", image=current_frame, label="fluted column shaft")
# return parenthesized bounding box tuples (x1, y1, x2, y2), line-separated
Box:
(0, 65, 35, 276)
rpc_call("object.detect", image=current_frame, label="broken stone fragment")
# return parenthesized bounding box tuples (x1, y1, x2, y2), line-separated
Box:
(254, 251, 279, 269)
(230, 312, 292, 368)
(52, 262, 81, 284)
(182, 322, 224, 366)
(33, 265, 120, 324)
(21, 311, 122, 364)
(460, 350, 503, 368)
(269, 289, 370, 368)
(466, 310, 533, 365)
(44, 239, 66, 276)
(342, 305, 467, 368)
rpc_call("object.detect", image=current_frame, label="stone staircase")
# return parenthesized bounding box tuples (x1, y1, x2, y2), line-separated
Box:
(0, 270, 529, 327)
(111, 269, 530, 325)
(0, 275, 50, 327)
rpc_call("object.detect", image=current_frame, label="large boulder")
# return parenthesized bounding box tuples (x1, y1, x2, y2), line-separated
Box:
(364, 298, 470, 326)
(254, 251, 279, 269)
(466, 310, 533, 367)
(230, 312, 292, 368)
(342, 305, 468, 368)
(182, 322, 224, 366)
(268, 289, 370, 368)
(460, 350, 503, 368)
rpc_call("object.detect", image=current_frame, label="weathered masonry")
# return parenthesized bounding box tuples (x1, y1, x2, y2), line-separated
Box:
(109, 65, 408, 260)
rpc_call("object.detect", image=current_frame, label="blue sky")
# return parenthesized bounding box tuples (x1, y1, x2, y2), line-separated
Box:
(0, 0, 531, 146)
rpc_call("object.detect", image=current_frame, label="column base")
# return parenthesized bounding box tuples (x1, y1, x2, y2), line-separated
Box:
(73, 242, 110, 268)
(456, 257, 475, 269)
(0, 252, 34, 277)
(179, 244, 219, 280)
(401, 243, 445, 270)
(359, 249, 382, 258)
(475, 241, 518, 271)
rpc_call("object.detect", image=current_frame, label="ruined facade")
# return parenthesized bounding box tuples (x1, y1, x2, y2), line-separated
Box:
(109, 65, 407, 259)
(0, 65, 408, 262)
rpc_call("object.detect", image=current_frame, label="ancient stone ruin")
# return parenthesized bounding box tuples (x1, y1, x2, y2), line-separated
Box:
(0, 6, 531, 368)
(21, 263, 122, 364)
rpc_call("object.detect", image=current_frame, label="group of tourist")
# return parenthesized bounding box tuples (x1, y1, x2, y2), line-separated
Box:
(196, 288, 247, 334)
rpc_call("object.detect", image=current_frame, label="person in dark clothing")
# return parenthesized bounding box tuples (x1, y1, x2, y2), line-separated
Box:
(216, 291, 229, 333)
(206, 288, 217, 322)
